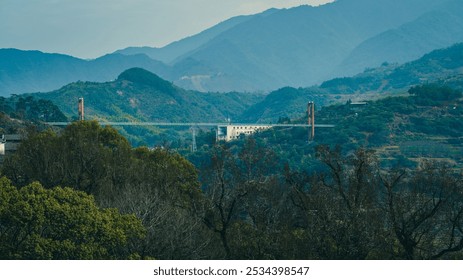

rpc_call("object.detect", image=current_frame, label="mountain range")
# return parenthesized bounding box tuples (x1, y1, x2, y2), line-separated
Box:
(28, 43, 463, 126)
(0, 49, 168, 97)
(108, 0, 463, 92)
(1, 40, 462, 147)
(1, 0, 463, 96)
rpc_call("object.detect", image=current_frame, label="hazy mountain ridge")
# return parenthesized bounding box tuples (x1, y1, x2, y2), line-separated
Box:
(169, 0, 445, 92)
(115, 12, 265, 64)
(334, 0, 463, 77)
(1, 0, 457, 95)
(321, 43, 463, 94)
(0, 49, 170, 97)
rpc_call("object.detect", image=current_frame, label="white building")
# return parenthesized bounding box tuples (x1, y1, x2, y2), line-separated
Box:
(216, 125, 272, 142)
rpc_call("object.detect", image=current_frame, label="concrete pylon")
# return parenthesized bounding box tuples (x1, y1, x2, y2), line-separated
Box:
(78, 98, 84, 121)
(307, 101, 315, 141)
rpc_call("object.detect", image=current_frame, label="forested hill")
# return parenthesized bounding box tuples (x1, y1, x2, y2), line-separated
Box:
(0, 95, 67, 134)
(316, 84, 463, 149)
(23, 67, 265, 145)
(31, 67, 264, 124)
(233, 84, 462, 172)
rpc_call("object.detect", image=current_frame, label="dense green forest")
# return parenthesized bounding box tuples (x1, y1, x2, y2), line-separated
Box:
(0, 95, 67, 134)
(183, 84, 463, 173)
(1, 117, 463, 260)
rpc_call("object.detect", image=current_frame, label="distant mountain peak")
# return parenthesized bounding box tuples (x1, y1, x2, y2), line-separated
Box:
(117, 68, 174, 92)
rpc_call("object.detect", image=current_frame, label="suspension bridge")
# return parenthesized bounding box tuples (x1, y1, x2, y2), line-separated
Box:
(46, 99, 335, 151)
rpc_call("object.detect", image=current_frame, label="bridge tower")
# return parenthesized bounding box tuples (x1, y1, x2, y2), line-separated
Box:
(190, 127, 197, 152)
(78, 98, 85, 121)
(307, 101, 315, 141)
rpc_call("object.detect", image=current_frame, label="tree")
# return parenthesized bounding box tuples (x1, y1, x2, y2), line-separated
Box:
(409, 84, 462, 103)
(285, 146, 389, 259)
(0, 177, 146, 260)
(2, 129, 62, 188)
(313, 146, 385, 259)
(2, 121, 133, 195)
(289, 145, 463, 260)
(381, 161, 463, 259)
(103, 147, 211, 260)
(202, 144, 241, 259)
(201, 139, 285, 259)
(1, 121, 210, 259)
(232, 138, 285, 259)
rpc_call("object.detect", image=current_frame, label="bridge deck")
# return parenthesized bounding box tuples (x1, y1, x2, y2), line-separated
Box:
(46, 122, 335, 128)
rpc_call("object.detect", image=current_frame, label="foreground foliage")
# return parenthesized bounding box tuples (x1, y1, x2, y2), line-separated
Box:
(2, 121, 208, 259)
(2, 121, 463, 260)
(0, 177, 145, 259)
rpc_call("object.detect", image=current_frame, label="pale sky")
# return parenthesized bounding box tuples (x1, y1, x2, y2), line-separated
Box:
(0, 0, 334, 58)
